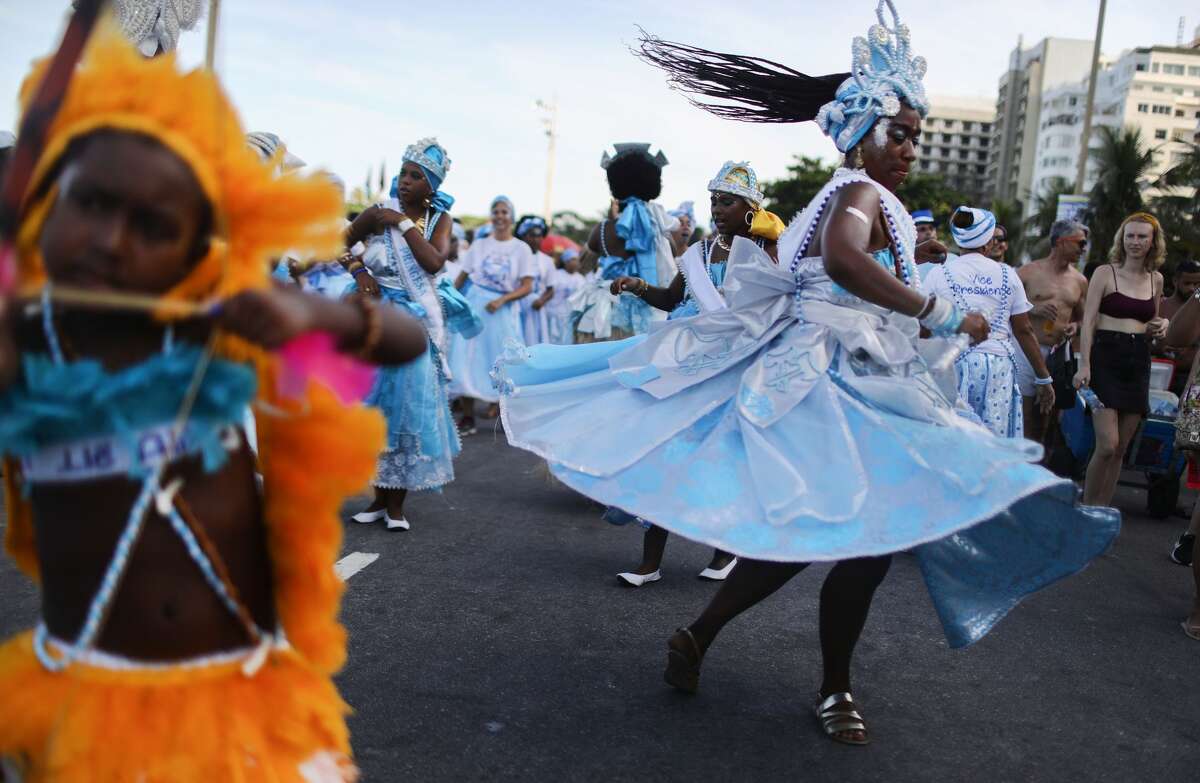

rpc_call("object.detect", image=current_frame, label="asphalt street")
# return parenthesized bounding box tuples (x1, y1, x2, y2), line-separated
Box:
(1, 419, 1198, 781)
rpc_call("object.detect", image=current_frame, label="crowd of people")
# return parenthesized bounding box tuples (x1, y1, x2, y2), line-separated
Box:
(0, 1, 1195, 779)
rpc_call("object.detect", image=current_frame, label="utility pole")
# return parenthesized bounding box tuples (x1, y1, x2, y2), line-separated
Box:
(1074, 0, 1107, 194)
(536, 98, 559, 224)
(204, 0, 221, 71)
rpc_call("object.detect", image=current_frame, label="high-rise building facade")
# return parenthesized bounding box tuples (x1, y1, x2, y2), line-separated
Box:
(1028, 45, 1200, 216)
(986, 37, 1097, 207)
(916, 97, 995, 204)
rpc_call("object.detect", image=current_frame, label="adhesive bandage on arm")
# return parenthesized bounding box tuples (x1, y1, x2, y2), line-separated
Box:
(844, 206, 871, 226)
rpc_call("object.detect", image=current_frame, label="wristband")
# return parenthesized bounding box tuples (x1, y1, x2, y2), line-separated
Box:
(919, 296, 964, 336)
(397, 218, 416, 234)
(916, 294, 937, 320)
(352, 266, 370, 278)
(349, 241, 366, 257)
(1033, 376, 1054, 386)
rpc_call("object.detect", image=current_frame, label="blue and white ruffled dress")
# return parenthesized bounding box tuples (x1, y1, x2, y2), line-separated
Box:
(495, 169, 1119, 648)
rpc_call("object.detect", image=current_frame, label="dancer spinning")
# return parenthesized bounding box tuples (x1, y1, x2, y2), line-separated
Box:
(571, 144, 678, 342)
(449, 196, 533, 433)
(606, 161, 785, 586)
(345, 139, 477, 531)
(0, 27, 425, 779)
(496, 0, 1119, 746)
(514, 214, 558, 345)
(924, 206, 1055, 436)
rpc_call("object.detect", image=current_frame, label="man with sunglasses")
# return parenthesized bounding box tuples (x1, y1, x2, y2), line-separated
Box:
(1013, 220, 1090, 444)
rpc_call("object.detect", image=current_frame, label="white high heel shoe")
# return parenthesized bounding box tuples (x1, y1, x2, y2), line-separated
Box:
(616, 570, 662, 587)
(351, 509, 385, 524)
(385, 514, 410, 531)
(698, 558, 738, 581)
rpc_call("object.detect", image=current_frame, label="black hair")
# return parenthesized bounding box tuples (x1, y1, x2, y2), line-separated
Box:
(606, 152, 662, 201)
(634, 29, 849, 124)
(39, 128, 213, 263)
(1178, 259, 1200, 274)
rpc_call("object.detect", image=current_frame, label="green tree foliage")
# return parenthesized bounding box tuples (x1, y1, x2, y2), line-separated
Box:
(762, 156, 836, 221)
(989, 198, 1028, 264)
(762, 156, 970, 229)
(1152, 142, 1200, 269)
(1085, 125, 1157, 264)
(550, 210, 598, 243)
(895, 172, 970, 225)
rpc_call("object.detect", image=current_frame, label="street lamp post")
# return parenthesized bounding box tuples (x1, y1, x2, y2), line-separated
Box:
(536, 98, 559, 225)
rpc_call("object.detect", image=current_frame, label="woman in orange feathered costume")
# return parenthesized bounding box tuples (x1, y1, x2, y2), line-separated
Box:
(0, 23, 425, 782)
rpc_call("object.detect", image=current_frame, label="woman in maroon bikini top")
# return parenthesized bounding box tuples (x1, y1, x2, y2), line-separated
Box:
(1098, 266, 1157, 323)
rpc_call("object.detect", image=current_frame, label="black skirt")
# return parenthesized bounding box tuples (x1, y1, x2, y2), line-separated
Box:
(1089, 330, 1150, 415)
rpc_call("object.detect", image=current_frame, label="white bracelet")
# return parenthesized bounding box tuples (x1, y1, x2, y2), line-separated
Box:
(919, 296, 953, 329)
(397, 218, 416, 234)
(349, 241, 366, 257)
(1033, 376, 1054, 386)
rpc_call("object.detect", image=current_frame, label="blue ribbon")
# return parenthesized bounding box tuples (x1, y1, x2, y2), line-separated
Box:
(614, 197, 658, 287)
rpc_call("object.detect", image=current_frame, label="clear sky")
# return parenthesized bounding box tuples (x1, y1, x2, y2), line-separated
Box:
(0, 1, 1195, 224)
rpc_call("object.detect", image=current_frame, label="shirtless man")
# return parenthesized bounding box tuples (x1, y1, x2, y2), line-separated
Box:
(1014, 219, 1089, 441)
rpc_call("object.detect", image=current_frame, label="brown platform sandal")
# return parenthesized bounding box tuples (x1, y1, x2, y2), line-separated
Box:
(663, 627, 704, 694)
(814, 692, 870, 746)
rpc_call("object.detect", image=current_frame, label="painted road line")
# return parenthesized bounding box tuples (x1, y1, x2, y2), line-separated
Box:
(335, 551, 379, 580)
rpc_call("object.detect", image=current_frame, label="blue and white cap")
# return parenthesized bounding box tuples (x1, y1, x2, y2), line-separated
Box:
(950, 206, 997, 249)
(911, 208, 935, 225)
(815, 0, 929, 153)
(707, 161, 764, 210)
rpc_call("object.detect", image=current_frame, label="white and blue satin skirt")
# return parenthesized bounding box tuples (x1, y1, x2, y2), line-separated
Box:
(447, 283, 525, 402)
(495, 327, 1119, 649)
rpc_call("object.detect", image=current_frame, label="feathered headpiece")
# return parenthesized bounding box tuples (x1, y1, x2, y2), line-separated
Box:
(14, 21, 343, 308)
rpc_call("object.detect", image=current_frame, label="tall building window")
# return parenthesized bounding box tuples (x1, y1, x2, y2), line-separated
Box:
(963, 121, 974, 131)
(1151, 62, 1160, 73)
(1152, 105, 1171, 115)
(1189, 66, 1200, 77)
(1137, 103, 1149, 112)
(1155, 129, 1167, 140)
(1162, 64, 1185, 76)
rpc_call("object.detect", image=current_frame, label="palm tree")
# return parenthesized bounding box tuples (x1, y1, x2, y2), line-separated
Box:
(1086, 125, 1157, 264)
(1152, 142, 1200, 268)
(989, 197, 1027, 264)
(1030, 177, 1076, 242)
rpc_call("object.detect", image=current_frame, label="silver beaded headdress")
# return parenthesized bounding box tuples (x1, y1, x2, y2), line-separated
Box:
(402, 137, 451, 190)
(815, 0, 929, 153)
(105, 0, 205, 56)
(706, 161, 764, 209)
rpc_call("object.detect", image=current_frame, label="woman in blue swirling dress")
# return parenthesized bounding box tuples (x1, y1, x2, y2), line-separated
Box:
(496, 1, 1119, 747)
(343, 138, 480, 531)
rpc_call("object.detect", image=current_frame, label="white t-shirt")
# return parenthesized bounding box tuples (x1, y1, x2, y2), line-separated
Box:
(461, 236, 535, 293)
(530, 251, 558, 295)
(547, 269, 585, 314)
(924, 252, 1032, 357)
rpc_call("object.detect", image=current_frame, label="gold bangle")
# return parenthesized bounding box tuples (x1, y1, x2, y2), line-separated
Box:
(350, 294, 383, 360)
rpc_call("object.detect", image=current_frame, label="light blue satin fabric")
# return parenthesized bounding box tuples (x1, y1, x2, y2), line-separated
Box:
(496, 237, 1119, 648)
(669, 262, 726, 321)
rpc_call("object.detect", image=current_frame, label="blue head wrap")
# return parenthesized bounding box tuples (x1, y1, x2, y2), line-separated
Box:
(561, 247, 580, 263)
(490, 195, 515, 219)
(815, 1, 929, 154)
(515, 216, 549, 239)
(669, 200, 696, 224)
(401, 137, 455, 213)
(950, 206, 997, 250)
(911, 208, 934, 225)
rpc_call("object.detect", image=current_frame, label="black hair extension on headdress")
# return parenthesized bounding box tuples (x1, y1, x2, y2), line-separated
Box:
(634, 29, 849, 124)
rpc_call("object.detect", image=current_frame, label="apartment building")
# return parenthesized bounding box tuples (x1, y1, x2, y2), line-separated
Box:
(916, 97, 995, 204)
